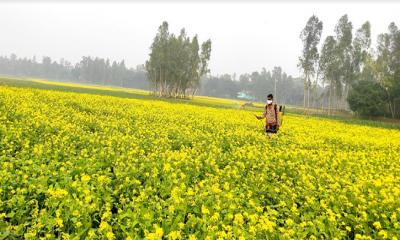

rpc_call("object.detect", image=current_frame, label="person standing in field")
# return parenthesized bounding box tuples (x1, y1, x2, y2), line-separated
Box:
(255, 94, 280, 137)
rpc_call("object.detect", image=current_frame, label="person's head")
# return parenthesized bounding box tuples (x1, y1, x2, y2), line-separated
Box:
(267, 94, 273, 105)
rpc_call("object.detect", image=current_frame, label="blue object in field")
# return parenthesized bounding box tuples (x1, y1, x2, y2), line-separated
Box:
(237, 91, 255, 101)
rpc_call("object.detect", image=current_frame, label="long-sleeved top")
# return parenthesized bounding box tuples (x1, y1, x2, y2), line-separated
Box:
(260, 104, 280, 126)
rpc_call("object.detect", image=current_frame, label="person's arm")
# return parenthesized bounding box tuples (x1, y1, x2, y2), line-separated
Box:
(255, 109, 267, 120)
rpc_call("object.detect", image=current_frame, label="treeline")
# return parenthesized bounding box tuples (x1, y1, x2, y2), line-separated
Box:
(299, 15, 400, 118)
(0, 54, 149, 89)
(200, 66, 304, 105)
(146, 21, 212, 98)
(0, 53, 305, 105)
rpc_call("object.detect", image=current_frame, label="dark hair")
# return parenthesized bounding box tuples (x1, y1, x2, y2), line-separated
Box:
(267, 94, 273, 99)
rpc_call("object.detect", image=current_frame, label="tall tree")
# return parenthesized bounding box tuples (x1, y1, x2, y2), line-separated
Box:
(334, 15, 353, 109)
(145, 21, 212, 98)
(352, 21, 371, 79)
(319, 36, 339, 115)
(272, 66, 282, 102)
(198, 39, 212, 96)
(353, 22, 374, 83)
(299, 15, 323, 109)
(375, 22, 400, 118)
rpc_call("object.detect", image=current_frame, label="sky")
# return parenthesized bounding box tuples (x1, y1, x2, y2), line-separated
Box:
(1, 1, 399, 77)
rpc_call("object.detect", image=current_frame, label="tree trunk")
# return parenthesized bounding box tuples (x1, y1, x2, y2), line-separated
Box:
(303, 74, 308, 111)
(192, 88, 197, 98)
(307, 81, 310, 109)
(177, 78, 182, 97)
(313, 71, 319, 109)
(164, 70, 168, 97)
(154, 69, 157, 95)
(388, 101, 395, 118)
(334, 83, 337, 114)
(342, 83, 349, 111)
(328, 80, 332, 116)
(159, 67, 162, 96)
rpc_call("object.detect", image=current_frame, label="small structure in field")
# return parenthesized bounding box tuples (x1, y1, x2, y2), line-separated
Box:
(237, 91, 255, 101)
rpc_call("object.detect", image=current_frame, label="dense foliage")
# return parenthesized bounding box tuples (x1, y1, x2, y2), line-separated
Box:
(298, 15, 323, 108)
(200, 68, 304, 105)
(1, 85, 399, 239)
(299, 15, 400, 118)
(0, 53, 305, 105)
(145, 22, 212, 98)
(347, 80, 387, 117)
(0, 54, 149, 90)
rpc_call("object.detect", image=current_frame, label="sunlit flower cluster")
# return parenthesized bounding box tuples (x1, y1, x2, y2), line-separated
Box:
(0, 86, 400, 239)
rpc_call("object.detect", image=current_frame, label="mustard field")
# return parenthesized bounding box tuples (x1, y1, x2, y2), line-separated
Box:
(0, 83, 400, 239)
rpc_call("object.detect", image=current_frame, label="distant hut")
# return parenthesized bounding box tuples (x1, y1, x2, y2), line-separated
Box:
(237, 91, 255, 101)
(237, 91, 256, 109)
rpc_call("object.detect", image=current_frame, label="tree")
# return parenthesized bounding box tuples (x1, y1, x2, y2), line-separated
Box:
(199, 68, 303, 106)
(299, 15, 323, 109)
(352, 21, 372, 81)
(353, 22, 375, 84)
(348, 80, 387, 117)
(145, 21, 212, 98)
(272, 66, 282, 102)
(319, 36, 339, 115)
(0, 53, 149, 90)
(334, 15, 353, 109)
(375, 22, 400, 118)
(198, 39, 212, 96)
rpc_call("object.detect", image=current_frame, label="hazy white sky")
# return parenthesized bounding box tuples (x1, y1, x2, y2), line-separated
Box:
(1, 1, 399, 77)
